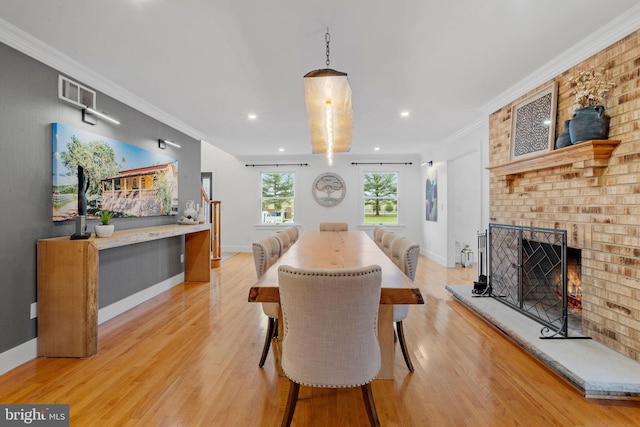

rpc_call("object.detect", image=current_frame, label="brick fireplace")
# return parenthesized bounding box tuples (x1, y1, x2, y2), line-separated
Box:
(487, 30, 640, 362)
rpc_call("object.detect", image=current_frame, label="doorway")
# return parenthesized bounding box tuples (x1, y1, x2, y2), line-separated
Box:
(201, 172, 212, 223)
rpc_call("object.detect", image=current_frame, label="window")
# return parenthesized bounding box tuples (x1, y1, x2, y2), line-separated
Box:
(363, 172, 398, 223)
(261, 172, 295, 223)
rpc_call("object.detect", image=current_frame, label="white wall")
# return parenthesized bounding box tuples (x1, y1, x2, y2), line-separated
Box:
(420, 119, 490, 267)
(201, 141, 422, 252)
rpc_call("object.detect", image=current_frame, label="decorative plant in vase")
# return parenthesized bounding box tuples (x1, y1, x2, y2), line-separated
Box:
(95, 210, 115, 238)
(567, 68, 616, 144)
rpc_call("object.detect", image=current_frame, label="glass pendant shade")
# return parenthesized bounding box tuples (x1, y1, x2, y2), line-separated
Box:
(304, 68, 353, 158)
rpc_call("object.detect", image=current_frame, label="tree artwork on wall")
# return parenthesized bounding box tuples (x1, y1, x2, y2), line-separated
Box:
(52, 123, 179, 222)
(425, 168, 437, 222)
(312, 172, 346, 207)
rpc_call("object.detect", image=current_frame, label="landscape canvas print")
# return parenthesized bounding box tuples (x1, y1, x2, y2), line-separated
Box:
(52, 123, 179, 222)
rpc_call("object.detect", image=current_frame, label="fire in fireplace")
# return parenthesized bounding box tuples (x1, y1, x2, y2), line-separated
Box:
(566, 247, 582, 312)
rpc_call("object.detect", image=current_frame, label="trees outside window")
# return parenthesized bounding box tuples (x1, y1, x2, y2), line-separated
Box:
(261, 172, 295, 223)
(363, 172, 398, 223)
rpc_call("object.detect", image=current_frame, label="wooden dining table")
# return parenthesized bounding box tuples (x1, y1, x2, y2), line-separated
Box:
(248, 230, 424, 380)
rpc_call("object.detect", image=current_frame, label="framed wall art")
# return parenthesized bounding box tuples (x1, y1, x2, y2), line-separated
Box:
(425, 167, 437, 222)
(52, 123, 179, 221)
(312, 172, 346, 207)
(510, 82, 557, 160)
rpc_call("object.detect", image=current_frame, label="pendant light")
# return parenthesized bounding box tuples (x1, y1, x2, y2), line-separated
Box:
(303, 29, 353, 165)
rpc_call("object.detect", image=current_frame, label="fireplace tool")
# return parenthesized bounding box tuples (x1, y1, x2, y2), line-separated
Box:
(472, 230, 489, 296)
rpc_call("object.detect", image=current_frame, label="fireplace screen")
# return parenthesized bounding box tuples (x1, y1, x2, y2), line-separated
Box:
(488, 223, 582, 338)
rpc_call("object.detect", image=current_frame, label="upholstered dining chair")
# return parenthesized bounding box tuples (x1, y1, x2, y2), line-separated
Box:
(252, 236, 282, 367)
(381, 231, 397, 258)
(389, 237, 421, 372)
(274, 231, 291, 255)
(319, 222, 349, 231)
(282, 226, 297, 244)
(373, 226, 387, 248)
(278, 265, 383, 427)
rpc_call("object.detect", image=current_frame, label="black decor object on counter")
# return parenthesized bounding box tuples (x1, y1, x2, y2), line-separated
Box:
(555, 120, 572, 149)
(569, 105, 610, 144)
(71, 165, 91, 240)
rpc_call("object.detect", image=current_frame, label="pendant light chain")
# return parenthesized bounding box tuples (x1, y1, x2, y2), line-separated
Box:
(325, 28, 331, 68)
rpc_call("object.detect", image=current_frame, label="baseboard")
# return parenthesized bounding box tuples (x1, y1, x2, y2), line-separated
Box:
(222, 245, 250, 253)
(0, 274, 185, 376)
(423, 248, 447, 266)
(98, 273, 184, 324)
(0, 339, 37, 376)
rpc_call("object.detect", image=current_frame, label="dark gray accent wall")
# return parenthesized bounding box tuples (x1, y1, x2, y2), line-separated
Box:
(0, 42, 201, 352)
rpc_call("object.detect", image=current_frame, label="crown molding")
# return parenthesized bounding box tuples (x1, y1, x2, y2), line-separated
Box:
(0, 17, 205, 142)
(480, 3, 640, 115)
(450, 117, 487, 141)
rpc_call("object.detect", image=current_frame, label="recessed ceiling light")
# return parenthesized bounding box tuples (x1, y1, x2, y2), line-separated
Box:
(374, 147, 380, 151)
(400, 111, 410, 117)
(248, 114, 257, 120)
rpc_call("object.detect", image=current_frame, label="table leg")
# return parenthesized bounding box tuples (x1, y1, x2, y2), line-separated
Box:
(377, 304, 394, 380)
(274, 305, 285, 376)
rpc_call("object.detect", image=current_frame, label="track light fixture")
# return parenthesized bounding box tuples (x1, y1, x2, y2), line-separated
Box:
(158, 139, 181, 149)
(82, 107, 120, 125)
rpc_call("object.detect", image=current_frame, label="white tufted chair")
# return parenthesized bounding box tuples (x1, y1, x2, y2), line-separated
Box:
(389, 237, 421, 372)
(282, 226, 298, 244)
(372, 226, 385, 246)
(373, 227, 388, 249)
(274, 231, 291, 254)
(319, 222, 349, 231)
(278, 265, 383, 427)
(381, 231, 397, 258)
(252, 236, 282, 367)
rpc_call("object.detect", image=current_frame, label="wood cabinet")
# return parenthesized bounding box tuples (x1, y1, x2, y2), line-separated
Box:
(37, 223, 211, 358)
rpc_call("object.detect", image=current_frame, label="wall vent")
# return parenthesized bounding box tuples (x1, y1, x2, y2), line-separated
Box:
(58, 75, 96, 109)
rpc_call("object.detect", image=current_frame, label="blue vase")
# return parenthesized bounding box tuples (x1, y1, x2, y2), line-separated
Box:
(569, 105, 610, 144)
(555, 120, 572, 149)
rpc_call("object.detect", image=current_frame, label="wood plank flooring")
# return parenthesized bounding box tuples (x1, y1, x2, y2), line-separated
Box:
(1, 253, 640, 426)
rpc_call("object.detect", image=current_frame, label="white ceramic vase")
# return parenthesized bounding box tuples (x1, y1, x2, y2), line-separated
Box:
(183, 200, 197, 220)
(95, 224, 114, 238)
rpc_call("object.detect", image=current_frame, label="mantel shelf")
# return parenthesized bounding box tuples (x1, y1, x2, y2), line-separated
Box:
(487, 140, 620, 181)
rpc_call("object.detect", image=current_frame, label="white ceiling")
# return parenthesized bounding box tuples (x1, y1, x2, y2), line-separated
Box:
(0, 0, 639, 158)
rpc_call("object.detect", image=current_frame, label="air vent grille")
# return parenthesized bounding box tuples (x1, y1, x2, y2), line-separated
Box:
(58, 75, 96, 109)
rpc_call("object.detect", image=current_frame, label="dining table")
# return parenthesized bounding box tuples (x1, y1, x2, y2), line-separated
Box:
(248, 230, 424, 380)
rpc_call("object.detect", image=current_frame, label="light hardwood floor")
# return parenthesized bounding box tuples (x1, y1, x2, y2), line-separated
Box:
(1, 253, 639, 426)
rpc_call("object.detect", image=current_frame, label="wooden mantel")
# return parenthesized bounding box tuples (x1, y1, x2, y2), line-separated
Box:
(487, 139, 620, 185)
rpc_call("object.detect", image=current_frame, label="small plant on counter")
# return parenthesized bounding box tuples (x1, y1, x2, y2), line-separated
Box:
(99, 210, 113, 225)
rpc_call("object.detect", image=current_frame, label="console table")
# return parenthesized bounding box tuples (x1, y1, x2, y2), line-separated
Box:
(37, 223, 211, 358)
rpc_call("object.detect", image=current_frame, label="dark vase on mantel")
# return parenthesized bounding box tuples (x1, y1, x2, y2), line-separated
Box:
(569, 105, 610, 144)
(555, 120, 572, 149)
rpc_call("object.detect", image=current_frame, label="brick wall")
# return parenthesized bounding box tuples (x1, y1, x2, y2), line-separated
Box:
(489, 30, 640, 361)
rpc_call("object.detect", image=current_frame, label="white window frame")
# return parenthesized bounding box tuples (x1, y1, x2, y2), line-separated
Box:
(259, 171, 296, 225)
(361, 169, 399, 225)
